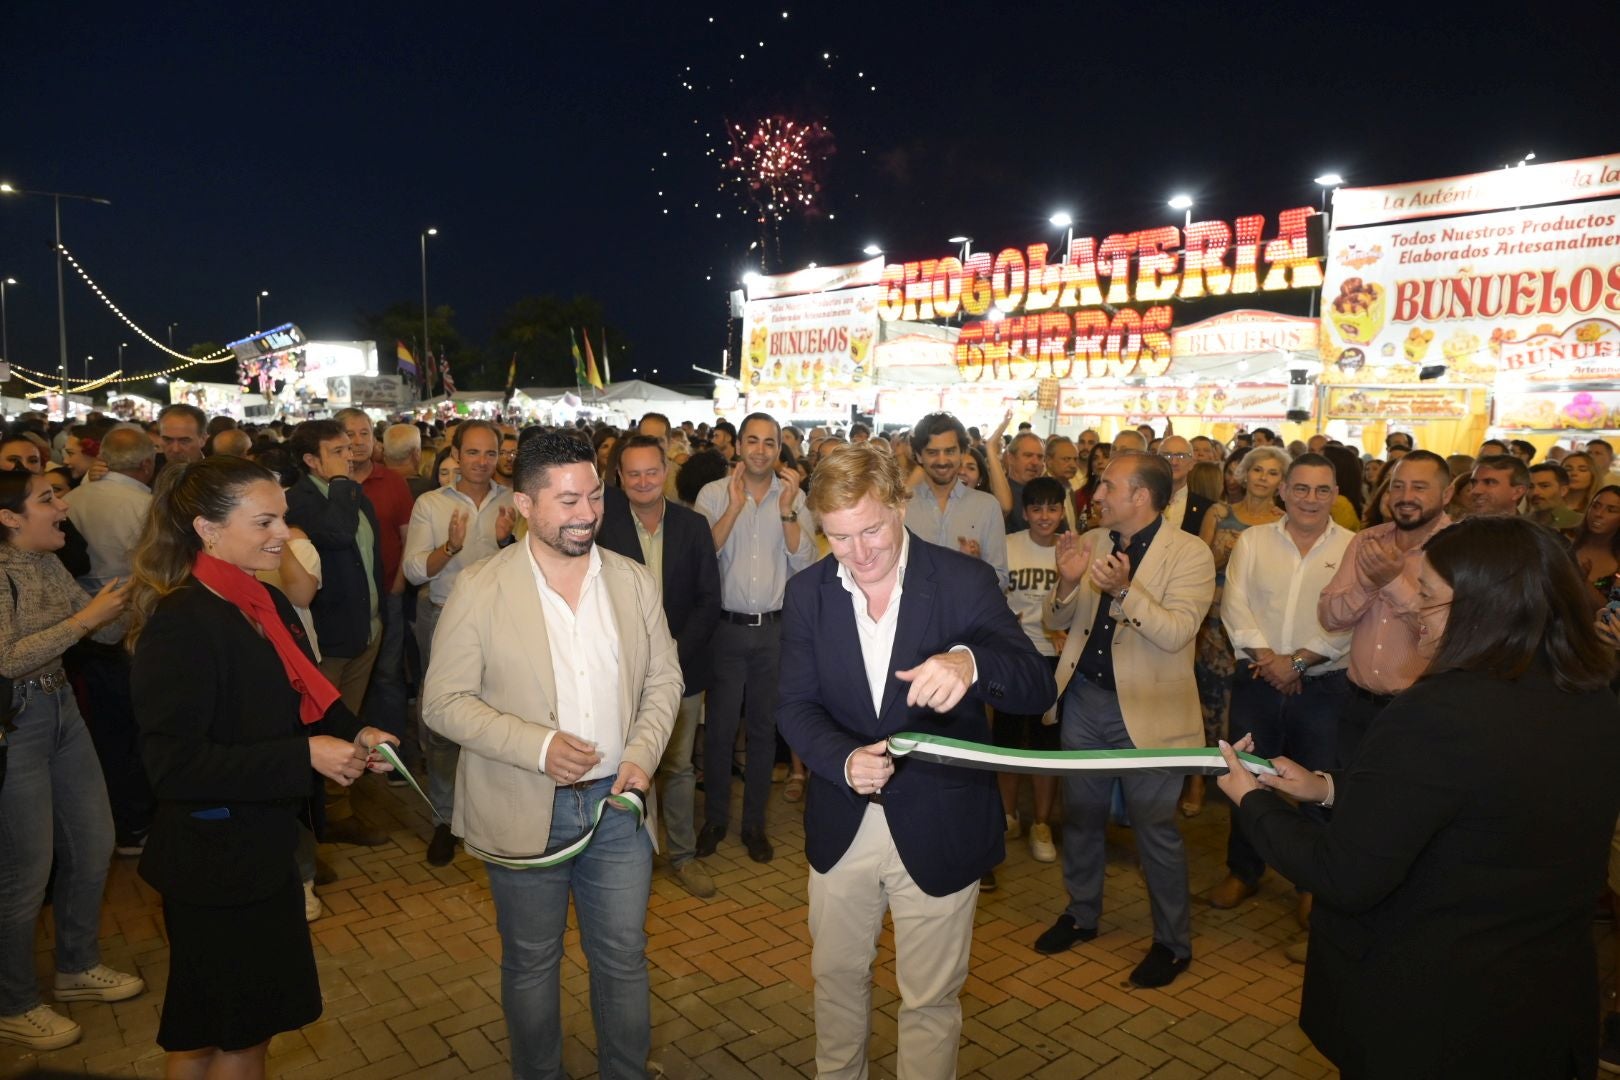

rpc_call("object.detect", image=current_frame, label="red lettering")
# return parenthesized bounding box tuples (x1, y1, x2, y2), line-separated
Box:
(878, 263, 906, 320)
(1261, 207, 1322, 291)
(1393, 279, 1422, 323)
(907, 259, 939, 320)
(1097, 234, 1133, 305)
(961, 253, 993, 317)
(1075, 310, 1109, 376)
(1571, 266, 1604, 313)
(1231, 215, 1264, 294)
(991, 248, 1026, 314)
(1138, 307, 1174, 376)
(930, 256, 963, 319)
(1025, 244, 1062, 312)
(1060, 238, 1103, 308)
(1134, 227, 1181, 302)
(1506, 271, 1536, 317)
(1179, 220, 1232, 298)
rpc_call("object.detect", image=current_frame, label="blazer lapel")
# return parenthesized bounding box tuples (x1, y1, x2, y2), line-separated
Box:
(878, 536, 936, 723)
(603, 558, 646, 732)
(499, 546, 559, 713)
(819, 570, 875, 726)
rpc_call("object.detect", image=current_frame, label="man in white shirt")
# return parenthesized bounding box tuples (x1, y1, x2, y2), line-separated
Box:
(64, 426, 153, 590)
(423, 431, 680, 1080)
(909, 412, 1009, 588)
(403, 420, 517, 864)
(1210, 453, 1353, 917)
(778, 443, 1054, 1079)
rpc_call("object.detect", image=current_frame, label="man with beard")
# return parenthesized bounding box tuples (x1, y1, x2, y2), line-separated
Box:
(403, 420, 518, 864)
(423, 431, 680, 1080)
(1318, 451, 1453, 768)
(1468, 454, 1530, 518)
(1525, 462, 1584, 533)
(908, 413, 1008, 589)
(693, 413, 814, 863)
(495, 429, 519, 486)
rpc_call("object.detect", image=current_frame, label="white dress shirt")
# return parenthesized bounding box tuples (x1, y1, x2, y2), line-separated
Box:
(694, 474, 815, 613)
(838, 532, 911, 713)
(526, 544, 624, 782)
(1221, 517, 1354, 672)
(64, 471, 152, 590)
(403, 481, 515, 605)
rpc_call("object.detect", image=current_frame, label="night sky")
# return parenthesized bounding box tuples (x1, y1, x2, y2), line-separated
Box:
(3, 1, 1618, 392)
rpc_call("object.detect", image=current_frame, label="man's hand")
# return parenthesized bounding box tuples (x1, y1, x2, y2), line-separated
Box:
(495, 505, 517, 542)
(726, 461, 747, 511)
(1054, 532, 1092, 592)
(1252, 654, 1300, 694)
(1356, 534, 1405, 589)
(845, 740, 893, 795)
(87, 459, 109, 482)
(1090, 551, 1130, 596)
(777, 466, 803, 510)
(543, 732, 603, 785)
(895, 650, 975, 712)
(447, 508, 469, 551)
(991, 408, 1013, 444)
(957, 536, 981, 559)
(612, 761, 651, 797)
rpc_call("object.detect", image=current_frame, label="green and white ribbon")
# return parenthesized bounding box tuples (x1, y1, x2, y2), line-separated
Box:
(886, 731, 1277, 777)
(373, 742, 646, 869)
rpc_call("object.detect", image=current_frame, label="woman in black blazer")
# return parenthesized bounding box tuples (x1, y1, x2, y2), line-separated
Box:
(1217, 515, 1620, 1079)
(128, 457, 397, 1079)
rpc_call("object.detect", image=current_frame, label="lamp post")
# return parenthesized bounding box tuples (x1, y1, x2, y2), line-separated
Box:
(84, 355, 93, 382)
(168, 322, 178, 349)
(0, 182, 112, 419)
(1310, 175, 1346, 318)
(0, 277, 15, 368)
(118, 341, 128, 370)
(256, 290, 269, 331)
(420, 228, 437, 375)
(1168, 194, 1194, 229)
(861, 243, 882, 256)
(1049, 212, 1074, 258)
(948, 235, 972, 261)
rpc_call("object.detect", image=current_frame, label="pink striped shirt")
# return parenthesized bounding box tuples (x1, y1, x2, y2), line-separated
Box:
(1316, 515, 1451, 696)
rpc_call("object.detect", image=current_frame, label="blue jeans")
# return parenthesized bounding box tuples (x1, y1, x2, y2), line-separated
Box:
(484, 778, 653, 1080)
(1225, 665, 1347, 885)
(361, 592, 408, 740)
(0, 682, 114, 1013)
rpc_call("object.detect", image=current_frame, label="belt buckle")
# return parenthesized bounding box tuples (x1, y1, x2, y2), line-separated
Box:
(746, 612, 764, 627)
(39, 670, 66, 694)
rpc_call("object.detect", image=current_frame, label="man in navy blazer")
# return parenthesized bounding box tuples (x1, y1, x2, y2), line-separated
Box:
(596, 435, 724, 898)
(778, 443, 1054, 1080)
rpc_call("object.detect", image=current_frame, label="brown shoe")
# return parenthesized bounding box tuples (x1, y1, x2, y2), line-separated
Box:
(1296, 891, 1314, 930)
(1207, 874, 1259, 909)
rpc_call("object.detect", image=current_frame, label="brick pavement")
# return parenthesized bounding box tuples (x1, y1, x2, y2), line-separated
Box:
(7, 769, 1375, 1078)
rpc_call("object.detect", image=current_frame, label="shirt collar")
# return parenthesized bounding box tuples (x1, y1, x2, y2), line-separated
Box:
(632, 498, 667, 535)
(912, 478, 964, 502)
(97, 471, 151, 493)
(834, 528, 910, 602)
(1271, 515, 1346, 553)
(526, 539, 603, 598)
(1111, 514, 1163, 552)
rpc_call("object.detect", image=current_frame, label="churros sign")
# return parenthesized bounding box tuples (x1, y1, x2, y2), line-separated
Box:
(878, 208, 1324, 382)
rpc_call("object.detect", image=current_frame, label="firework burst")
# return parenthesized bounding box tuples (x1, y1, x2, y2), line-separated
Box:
(722, 115, 835, 224)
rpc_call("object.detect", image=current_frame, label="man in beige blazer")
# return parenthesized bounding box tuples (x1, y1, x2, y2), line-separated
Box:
(423, 431, 681, 1080)
(1031, 451, 1214, 989)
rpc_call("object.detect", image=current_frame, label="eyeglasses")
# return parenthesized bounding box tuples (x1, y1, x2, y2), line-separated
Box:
(1160, 452, 1192, 462)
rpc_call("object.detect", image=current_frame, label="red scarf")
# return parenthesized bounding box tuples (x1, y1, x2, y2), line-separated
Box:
(191, 551, 339, 726)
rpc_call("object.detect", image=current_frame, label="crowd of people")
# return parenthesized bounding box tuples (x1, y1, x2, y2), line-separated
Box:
(1, 400, 1619, 1078)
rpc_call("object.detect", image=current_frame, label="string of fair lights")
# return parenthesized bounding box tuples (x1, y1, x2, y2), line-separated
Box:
(11, 243, 238, 399)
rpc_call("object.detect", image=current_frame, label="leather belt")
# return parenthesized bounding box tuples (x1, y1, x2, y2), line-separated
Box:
(862, 790, 885, 804)
(722, 610, 781, 626)
(18, 668, 68, 694)
(1348, 679, 1395, 706)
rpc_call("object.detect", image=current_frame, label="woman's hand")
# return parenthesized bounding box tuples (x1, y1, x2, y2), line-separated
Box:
(1255, 753, 1333, 804)
(310, 735, 366, 786)
(1213, 737, 1262, 805)
(78, 578, 131, 628)
(354, 727, 401, 773)
(1596, 608, 1620, 650)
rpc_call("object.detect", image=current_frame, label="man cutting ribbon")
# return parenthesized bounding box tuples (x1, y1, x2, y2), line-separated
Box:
(423, 431, 680, 1080)
(777, 442, 1055, 1080)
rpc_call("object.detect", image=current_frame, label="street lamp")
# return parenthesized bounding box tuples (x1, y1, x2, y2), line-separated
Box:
(420, 228, 438, 375)
(168, 321, 178, 349)
(256, 290, 269, 330)
(1049, 211, 1075, 256)
(0, 277, 15, 368)
(118, 341, 128, 369)
(1314, 173, 1345, 212)
(84, 355, 93, 382)
(0, 182, 113, 419)
(862, 243, 882, 256)
(1168, 194, 1194, 228)
(948, 235, 972, 260)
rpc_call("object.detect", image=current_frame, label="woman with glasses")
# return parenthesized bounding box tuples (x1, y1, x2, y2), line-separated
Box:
(1217, 516, 1620, 1078)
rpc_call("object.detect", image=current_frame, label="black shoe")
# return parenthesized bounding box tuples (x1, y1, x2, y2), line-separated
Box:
(1600, 1014, 1620, 1074)
(979, 872, 997, 893)
(1129, 942, 1191, 988)
(324, 818, 388, 846)
(426, 823, 456, 867)
(1033, 914, 1098, 955)
(313, 857, 337, 886)
(740, 829, 773, 863)
(695, 823, 724, 859)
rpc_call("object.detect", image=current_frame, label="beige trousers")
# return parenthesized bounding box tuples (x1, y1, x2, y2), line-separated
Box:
(807, 803, 979, 1080)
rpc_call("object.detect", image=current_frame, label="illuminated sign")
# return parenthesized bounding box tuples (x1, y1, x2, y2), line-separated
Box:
(1171, 310, 1318, 357)
(879, 208, 1323, 382)
(228, 322, 308, 363)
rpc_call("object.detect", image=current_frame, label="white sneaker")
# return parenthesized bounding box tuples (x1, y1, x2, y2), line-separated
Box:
(1004, 814, 1023, 841)
(0, 1005, 82, 1050)
(304, 881, 323, 922)
(53, 964, 144, 1003)
(1029, 822, 1057, 863)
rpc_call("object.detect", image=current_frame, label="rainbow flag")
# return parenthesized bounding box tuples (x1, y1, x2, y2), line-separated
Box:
(570, 329, 587, 389)
(396, 340, 419, 380)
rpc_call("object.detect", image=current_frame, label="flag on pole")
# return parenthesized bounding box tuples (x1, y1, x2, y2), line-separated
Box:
(439, 349, 456, 397)
(581, 328, 604, 391)
(600, 327, 612, 385)
(570, 329, 587, 389)
(422, 338, 435, 397)
(504, 352, 518, 401)
(395, 340, 420, 382)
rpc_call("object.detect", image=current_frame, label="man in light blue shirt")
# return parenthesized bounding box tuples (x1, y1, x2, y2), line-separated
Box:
(693, 413, 815, 863)
(907, 413, 1009, 589)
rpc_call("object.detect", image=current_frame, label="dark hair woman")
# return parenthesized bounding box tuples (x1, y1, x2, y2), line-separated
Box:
(1073, 442, 1113, 531)
(674, 448, 728, 507)
(0, 471, 140, 1051)
(1570, 484, 1620, 598)
(127, 458, 399, 1078)
(1321, 443, 1365, 531)
(1217, 515, 1620, 1078)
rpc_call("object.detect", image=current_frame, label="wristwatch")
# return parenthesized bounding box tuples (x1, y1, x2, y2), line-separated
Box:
(442, 541, 461, 557)
(1289, 653, 1310, 675)
(780, 510, 798, 523)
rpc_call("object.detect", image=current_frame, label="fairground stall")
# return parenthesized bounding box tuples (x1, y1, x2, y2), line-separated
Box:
(1320, 150, 1620, 457)
(229, 324, 385, 419)
(735, 202, 1328, 440)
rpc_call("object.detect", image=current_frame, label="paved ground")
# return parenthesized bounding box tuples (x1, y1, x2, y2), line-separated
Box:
(2, 761, 1360, 1080)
